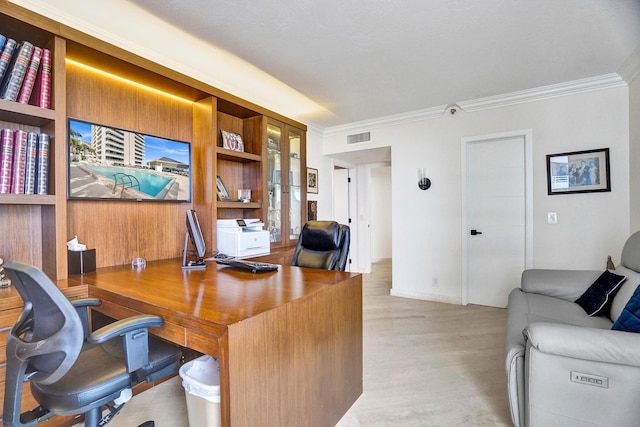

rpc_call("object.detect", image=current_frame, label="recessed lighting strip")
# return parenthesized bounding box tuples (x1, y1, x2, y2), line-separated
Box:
(65, 58, 194, 104)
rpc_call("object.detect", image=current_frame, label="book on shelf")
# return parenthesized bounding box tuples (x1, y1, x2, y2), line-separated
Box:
(35, 133, 49, 195)
(0, 128, 13, 194)
(0, 38, 17, 85)
(0, 41, 34, 102)
(10, 129, 27, 194)
(23, 132, 38, 194)
(0, 35, 5, 52)
(17, 46, 42, 104)
(31, 48, 51, 109)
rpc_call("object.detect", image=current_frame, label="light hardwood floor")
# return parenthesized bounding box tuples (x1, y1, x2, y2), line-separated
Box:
(79, 259, 512, 427)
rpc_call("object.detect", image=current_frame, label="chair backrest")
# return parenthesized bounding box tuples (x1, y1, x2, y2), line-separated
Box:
(3, 261, 83, 386)
(291, 221, 350, 271)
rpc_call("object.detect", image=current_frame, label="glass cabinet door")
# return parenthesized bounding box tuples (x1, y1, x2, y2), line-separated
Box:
(288, 129, 302, 241)
(267, 124, 282, 244)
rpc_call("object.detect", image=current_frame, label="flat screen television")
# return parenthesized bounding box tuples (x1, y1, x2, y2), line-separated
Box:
(183, 209, 207, 269)
(67, 118, 192, 202)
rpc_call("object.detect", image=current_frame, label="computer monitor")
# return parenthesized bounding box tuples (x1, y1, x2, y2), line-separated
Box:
(182, 209, 206, 269)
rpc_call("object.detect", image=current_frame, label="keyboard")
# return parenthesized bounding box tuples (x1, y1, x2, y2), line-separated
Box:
(215, 258, 279, 273)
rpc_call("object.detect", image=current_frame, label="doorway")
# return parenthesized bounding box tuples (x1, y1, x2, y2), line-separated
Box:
(462, 130, 533, 308)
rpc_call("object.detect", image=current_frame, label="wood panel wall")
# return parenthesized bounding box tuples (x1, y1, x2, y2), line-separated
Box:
(65, 61, 195, 267)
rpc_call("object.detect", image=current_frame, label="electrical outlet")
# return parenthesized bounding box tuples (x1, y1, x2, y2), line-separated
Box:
(432, 277, 439, 287)
(547, 212, 558, 224)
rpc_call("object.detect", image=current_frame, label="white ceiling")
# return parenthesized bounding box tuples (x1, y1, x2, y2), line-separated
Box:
(129, 0, 640, 129)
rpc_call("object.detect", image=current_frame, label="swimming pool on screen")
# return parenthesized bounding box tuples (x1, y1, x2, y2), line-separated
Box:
(85, 165, 172, 197)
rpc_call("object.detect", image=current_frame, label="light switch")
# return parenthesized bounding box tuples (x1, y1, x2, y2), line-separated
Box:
(547, 212, 557, 225)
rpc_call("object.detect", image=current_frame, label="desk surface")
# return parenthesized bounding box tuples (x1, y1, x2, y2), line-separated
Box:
(67, 259, 363, 427)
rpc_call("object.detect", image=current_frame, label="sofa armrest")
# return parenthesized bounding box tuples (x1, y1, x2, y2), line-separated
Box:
(525, 322, 640, 367)
(521, 269, 602, 301)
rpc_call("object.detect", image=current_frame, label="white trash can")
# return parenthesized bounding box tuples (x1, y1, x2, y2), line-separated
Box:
(179, 355, 221, 427)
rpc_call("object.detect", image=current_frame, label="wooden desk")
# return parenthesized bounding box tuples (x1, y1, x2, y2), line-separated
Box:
(66, 260, 363, 427)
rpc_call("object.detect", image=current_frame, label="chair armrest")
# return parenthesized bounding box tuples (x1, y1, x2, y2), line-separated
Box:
(521, 269, 602, 301)
(525, 322, 640, 367)
(89, 314, 164, 373)
(71, 297, 102, 339)
(88, 314, 163, 344)
(71, 297, 102, 309)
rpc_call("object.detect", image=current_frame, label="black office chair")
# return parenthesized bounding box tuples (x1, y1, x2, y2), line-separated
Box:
(291, 220, 350, 271)
(2, 260, 182, 427)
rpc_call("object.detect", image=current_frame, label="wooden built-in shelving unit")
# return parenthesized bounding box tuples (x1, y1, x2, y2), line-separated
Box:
(0, 1, 307, 280)
(0, 2, 308, 423)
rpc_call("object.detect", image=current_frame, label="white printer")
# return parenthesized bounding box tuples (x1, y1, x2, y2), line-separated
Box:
(216, 219, 270, 258)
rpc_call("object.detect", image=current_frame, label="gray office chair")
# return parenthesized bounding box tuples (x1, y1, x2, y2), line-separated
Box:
(291, 220, 350, 271)
(2, 260, 182, 427)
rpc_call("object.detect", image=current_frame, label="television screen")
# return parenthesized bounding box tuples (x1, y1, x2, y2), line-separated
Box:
(67, 118, 192, 202)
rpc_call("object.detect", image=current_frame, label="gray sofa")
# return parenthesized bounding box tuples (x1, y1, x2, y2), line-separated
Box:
(506, 231, 640, 427)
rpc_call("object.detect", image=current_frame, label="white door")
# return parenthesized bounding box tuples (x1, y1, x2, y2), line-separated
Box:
(333, 167, 352, 271)
(466, 135, 526, 308)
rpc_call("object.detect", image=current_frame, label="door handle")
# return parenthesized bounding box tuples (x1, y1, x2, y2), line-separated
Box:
(470, 229, 483, 236)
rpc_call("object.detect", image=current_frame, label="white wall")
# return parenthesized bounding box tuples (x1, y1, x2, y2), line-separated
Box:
(629, 71, 640, 232)
(370, 166, 392, 260)
(322, 86, 630, 303)
(306, 127, 334, 220)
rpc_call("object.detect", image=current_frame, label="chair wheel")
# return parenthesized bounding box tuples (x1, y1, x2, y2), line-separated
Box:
(137, 422, 154, 427)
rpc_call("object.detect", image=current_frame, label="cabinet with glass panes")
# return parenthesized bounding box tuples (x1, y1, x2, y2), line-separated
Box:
(266, 118, 306, 249)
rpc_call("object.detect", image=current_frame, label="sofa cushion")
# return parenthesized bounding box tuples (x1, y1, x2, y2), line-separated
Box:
(574, 270, 626, 316)
(610, 266, 640, 322)
(612, 285, 640, 332)
(505, 289, 613, 351)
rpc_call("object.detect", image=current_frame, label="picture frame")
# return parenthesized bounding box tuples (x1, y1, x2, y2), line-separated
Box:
(546, 148, 611, 195)
(216, 175, 232, 201)
(308, 200, 318, 221)
(220, 129, 244, 152)
(307, 167, 318, 194)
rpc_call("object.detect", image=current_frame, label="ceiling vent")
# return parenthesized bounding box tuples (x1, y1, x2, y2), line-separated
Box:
(347, 132, 371, 144)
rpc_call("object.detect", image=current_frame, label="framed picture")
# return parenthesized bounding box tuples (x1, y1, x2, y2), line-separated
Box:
(308, 200, 318, 220)
(307, 168, 318, 194)
(546, 148, 610, 195)
(220, 130, 244, 152)
(216, 175, 232, 201)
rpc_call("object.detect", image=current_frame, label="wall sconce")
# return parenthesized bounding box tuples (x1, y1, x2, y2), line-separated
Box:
(418, 168, 431, 190)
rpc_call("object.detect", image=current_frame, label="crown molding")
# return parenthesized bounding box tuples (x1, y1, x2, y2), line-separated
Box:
(619, 45, 640, 84)
(323, 105, 444, 138)
(459, 74, 626, 112)
(322, 74, 627, 136)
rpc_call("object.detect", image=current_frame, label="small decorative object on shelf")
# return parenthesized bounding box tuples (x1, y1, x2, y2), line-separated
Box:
(0, 256, 11, 288)
(607, 255, 615, 270)
(216, 175, 232, 201)
(221, 129, 244, 152)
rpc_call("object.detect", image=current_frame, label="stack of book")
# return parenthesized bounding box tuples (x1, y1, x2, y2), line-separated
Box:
(0, 128, 50, 195)
(0, 34, 52, 108)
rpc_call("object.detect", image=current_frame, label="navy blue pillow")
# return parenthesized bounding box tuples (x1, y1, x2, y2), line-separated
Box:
(575, 270, 626, 316)
(612, 285, 640, 332)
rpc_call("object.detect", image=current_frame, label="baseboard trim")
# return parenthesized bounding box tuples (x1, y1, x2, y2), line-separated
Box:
(390, 288, 462, 305)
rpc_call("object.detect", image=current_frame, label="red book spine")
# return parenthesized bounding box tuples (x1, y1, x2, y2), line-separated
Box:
(31, 48, 51, 109)
(10, 129, 27, 194)
(17, 46, 42, 104)
(0, 129, 13, 194)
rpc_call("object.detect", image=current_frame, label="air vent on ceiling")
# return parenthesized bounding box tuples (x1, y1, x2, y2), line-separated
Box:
(347, 132, 371, 144)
